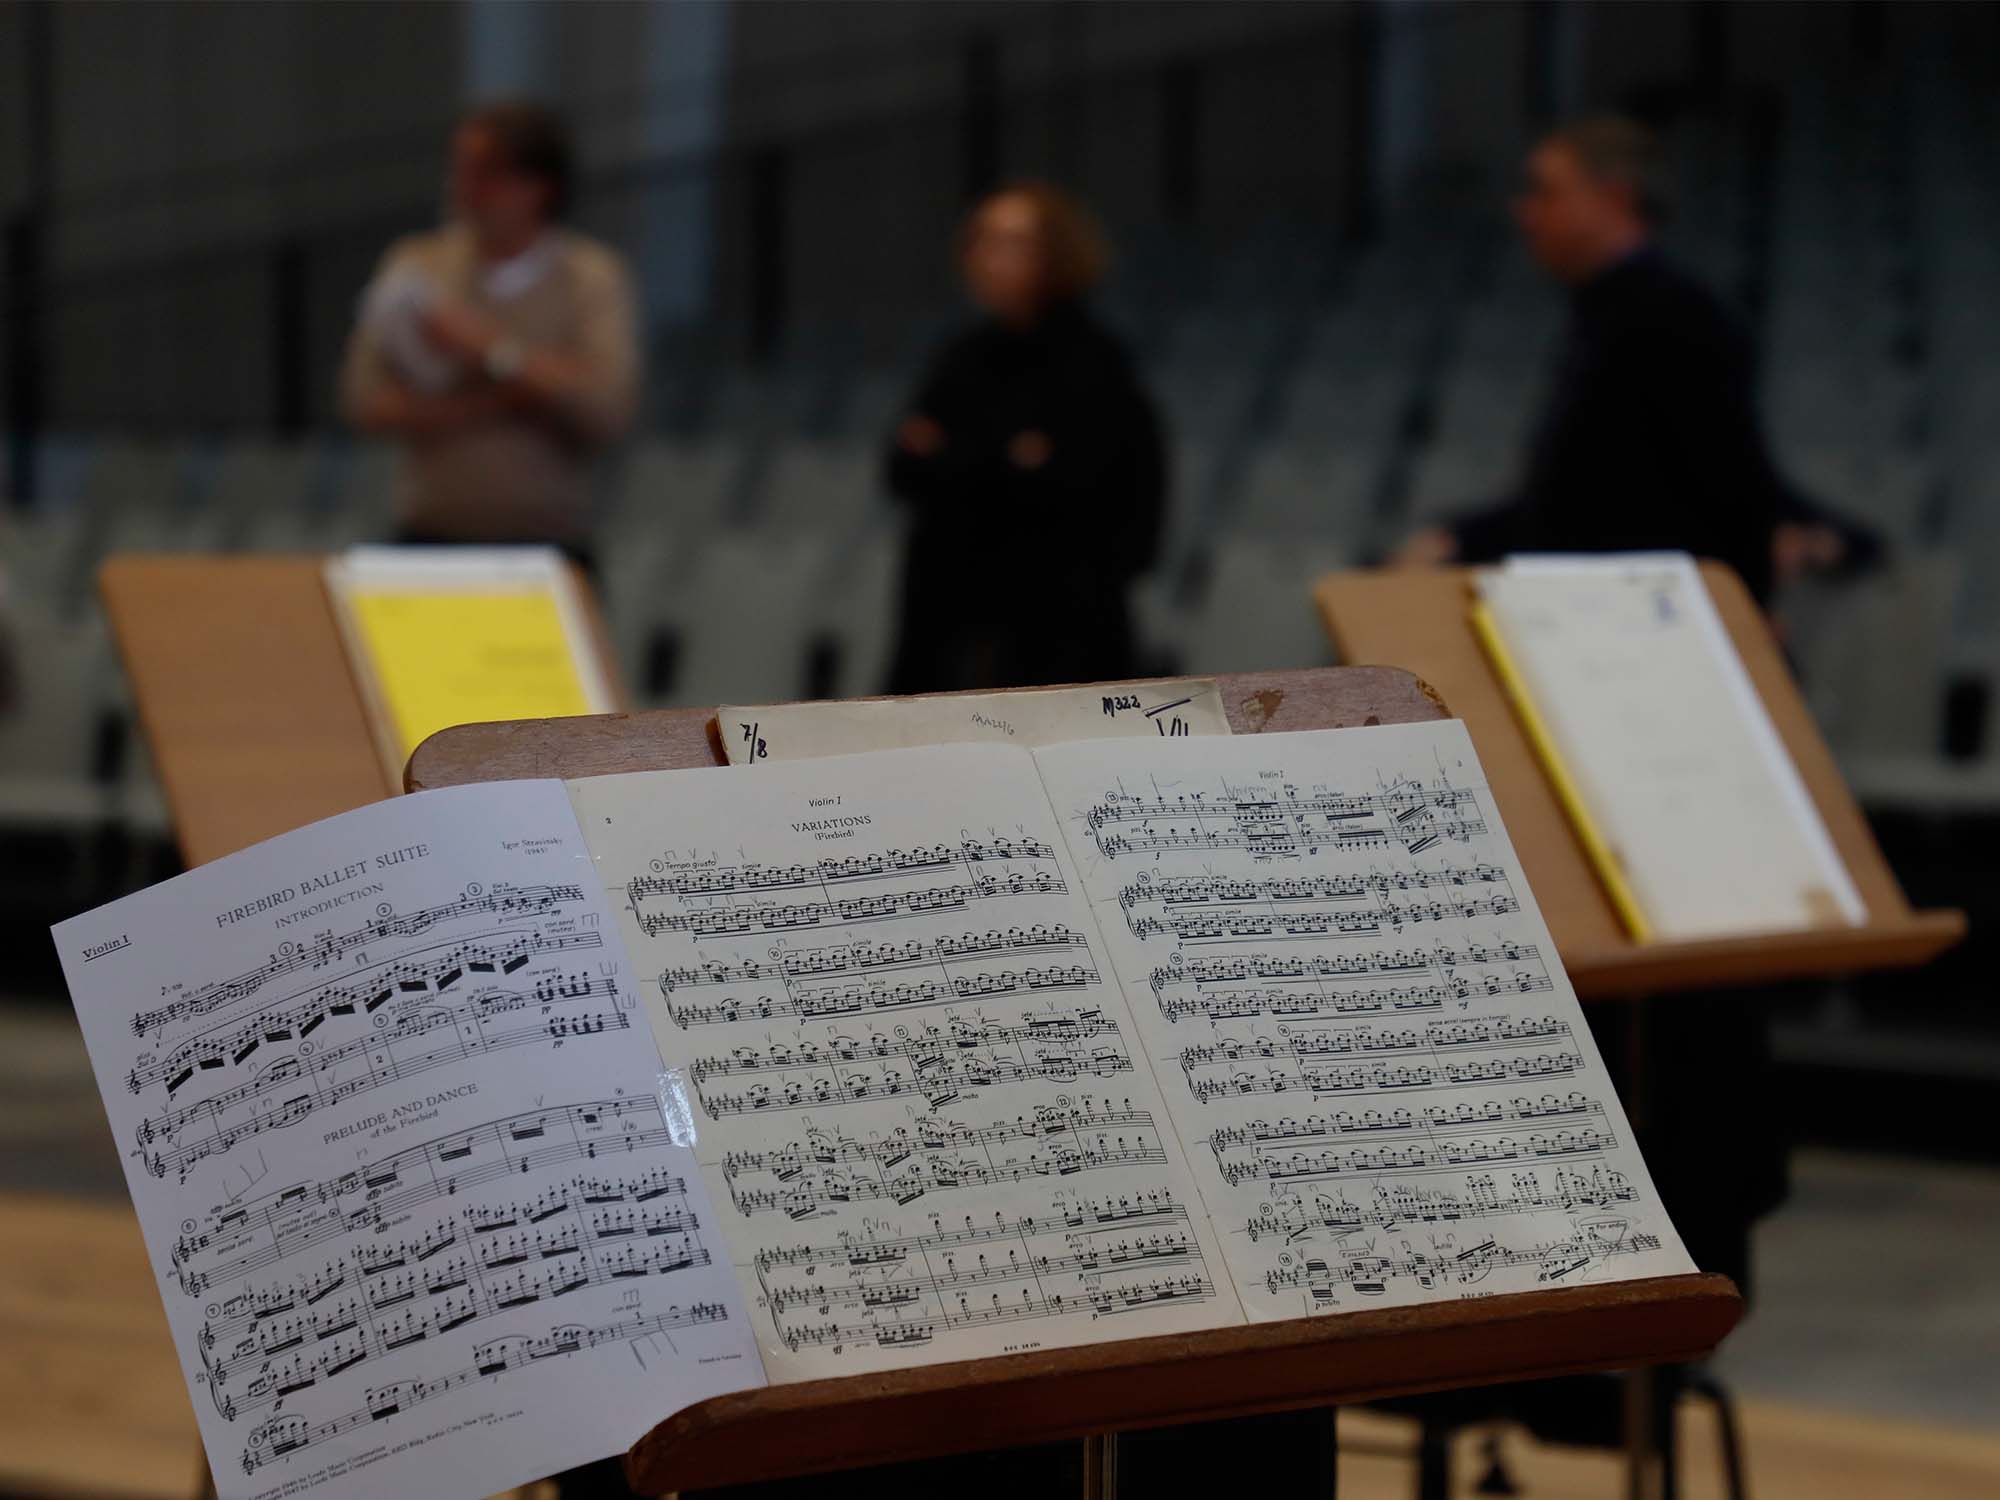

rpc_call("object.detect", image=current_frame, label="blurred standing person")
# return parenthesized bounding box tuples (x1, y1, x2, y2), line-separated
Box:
(886, 183, 1165, 692)
(1390, 123, 1812, 1354)
(1390, 116, 1859, 603)
(341, 101, 639, 570)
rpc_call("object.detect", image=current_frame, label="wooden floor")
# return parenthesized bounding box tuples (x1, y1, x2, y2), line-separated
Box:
(0, 1194, 200, 1500)
(0, 1194, 555, 1500)
(1336, 1399, 2000, 1499)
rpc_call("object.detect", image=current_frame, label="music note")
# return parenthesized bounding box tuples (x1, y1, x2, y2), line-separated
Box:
(57, 779, 761, 1500)
(1029, 721, 1692, 1316)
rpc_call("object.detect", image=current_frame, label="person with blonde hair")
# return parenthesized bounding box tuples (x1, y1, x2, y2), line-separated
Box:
(885, 181, 1165, 692)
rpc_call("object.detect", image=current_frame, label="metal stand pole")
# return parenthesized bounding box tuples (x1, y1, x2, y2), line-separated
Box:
(1082, 1432, 1119, 1500)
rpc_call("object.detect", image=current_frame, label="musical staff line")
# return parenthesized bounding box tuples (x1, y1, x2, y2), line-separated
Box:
(172, 1096, 674, 1294)
(129, 930, 608, 1096)
(131, 884, 588, 1034)
(753, 1191, 1218, 1353)
(1265, 1227, 1664, 1307)
(659, 924, 1094, 997)
(1245, 1165, 1642, 1244)
(634, 869, 1069, 941)
(138, 976, 625, 1181)
(1082, 774, 1489, 861)
(239, 1303, 731, 1473)
(201, 1165, 713, 1417)
(627, 838, 1057, 903)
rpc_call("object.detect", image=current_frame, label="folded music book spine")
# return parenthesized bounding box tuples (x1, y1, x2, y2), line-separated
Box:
(1468, 598, 1653, 944)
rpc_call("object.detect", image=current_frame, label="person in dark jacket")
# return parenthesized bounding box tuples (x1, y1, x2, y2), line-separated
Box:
(885, 182, 1165, 693)
(1391, 116, 1869, 602)
(1383, 123, 1809, 1484)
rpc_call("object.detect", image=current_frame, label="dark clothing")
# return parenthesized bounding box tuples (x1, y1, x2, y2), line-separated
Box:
(1438, 258, 1795, 1439)
(1449, 248, 1782, 602)
(1780, 486, 1886, 576)
(392, 529, 599, 584)
(884, 301, 1165, 694)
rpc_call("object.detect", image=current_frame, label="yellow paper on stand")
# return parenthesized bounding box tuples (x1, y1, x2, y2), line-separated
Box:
(346, 589, 596, 764)
(326, 548, 619, 783)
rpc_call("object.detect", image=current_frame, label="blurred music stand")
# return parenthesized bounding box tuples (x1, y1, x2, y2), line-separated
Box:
(406, 666, 1743, 1499)
(98, 553, 622, 868)
(1315, 563, 1965, 1493)
(1313, 563, 1964, 997)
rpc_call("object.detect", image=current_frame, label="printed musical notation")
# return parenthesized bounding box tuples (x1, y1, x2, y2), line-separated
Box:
(632, 868, 1068, 938)
(130, 884, 587, 1035)
(657, 923, 1098, 1026)
(1082, 776, 1488, 861)
(1030, 724, 1694, 1316)
(570, 746, 1240, 1378)
(1117, 863, 1522, 943)
(1262, 1225, 1665, 1310)
(631, 836, 1057, 897)
(129, 932, 607, 1097)
(240, 1302, 732, 1473)
(57, 782, 762, 1500)
(135, 971, 626, 1182)
(200, 1162, 711, 1421)
(753, 1189, 1218, 1354)
(1244, 1164, 1642, 1244)
(719, 1097, 1170, 1219)
(1176, 1015, 1583, 1108)
(1145, 939, 1555, 1038)
(170, 1096, 681, 1294)
(688, 1005, 1133, 1118)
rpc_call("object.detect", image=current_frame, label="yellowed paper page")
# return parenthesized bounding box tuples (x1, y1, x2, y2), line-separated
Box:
(1031, 723, 1697, 1318)
(565, 744, 1245, 1379)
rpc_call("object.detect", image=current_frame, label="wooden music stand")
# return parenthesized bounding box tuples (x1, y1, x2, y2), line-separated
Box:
(99, 553, 623, 868)
(100, 555, 393, 868)
(1314, 564, 1965, 998)
(405, 666, 1743, 1497)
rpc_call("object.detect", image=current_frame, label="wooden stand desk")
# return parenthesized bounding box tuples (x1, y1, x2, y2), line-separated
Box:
(1314, 565, 1965, 998)
(406, 666, 1743, 1497)
(100, 556, 392, 868)
(100, 553, 624, 869)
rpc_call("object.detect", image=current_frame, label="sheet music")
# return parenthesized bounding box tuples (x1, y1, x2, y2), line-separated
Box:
(1030, 724, 1695, 1318)
(720, 679, 1230, 764)
(1478, 553, 1864, 938)
(566, 745, 1243, 1378)
(54, 783, 762, 1500)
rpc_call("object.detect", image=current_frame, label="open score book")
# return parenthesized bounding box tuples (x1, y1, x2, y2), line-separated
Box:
(54, 722, 1693, 1500)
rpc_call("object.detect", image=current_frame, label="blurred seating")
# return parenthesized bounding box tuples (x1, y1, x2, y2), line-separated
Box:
(666, 527, 830, 707)
(0, 616, 118, 834)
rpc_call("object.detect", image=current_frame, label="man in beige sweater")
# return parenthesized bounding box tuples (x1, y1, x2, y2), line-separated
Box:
(341, 101, 639, 563)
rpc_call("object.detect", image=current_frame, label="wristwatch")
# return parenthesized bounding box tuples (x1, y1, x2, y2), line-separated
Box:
(484, 336, 527, 383)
